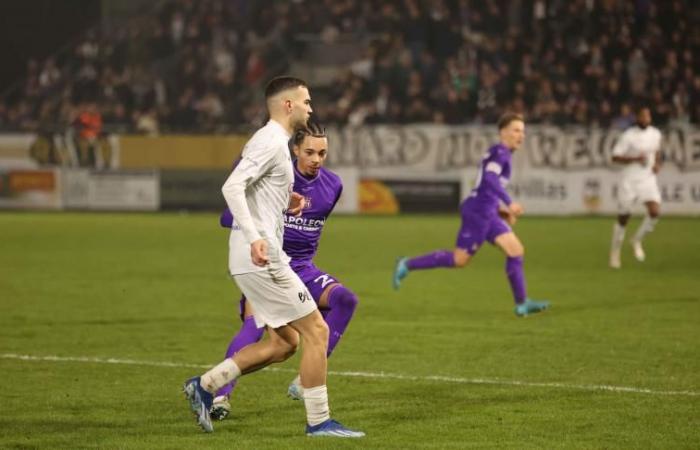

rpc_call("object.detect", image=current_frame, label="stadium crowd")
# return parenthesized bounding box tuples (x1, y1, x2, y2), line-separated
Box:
(1, 0, 698, 133)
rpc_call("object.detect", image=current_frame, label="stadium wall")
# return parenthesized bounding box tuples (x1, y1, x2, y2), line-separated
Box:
(1, 126, 699, 215)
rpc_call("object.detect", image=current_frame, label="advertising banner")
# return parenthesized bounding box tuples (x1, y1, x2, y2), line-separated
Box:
(0, 168, 62, 209)
(160, 170, 230, 210)
(86, 171, 159, 211)
(326, 124, 700, 215)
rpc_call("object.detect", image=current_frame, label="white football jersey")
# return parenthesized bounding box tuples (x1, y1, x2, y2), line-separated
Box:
(612, 125, 662, 180)
(222, 120, 294, 275)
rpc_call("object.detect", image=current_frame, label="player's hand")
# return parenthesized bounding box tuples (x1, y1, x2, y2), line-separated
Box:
(251, 239, 269, 266)
(508, 202, 524, 217)
(499, 209, 517, 226)
(637, 155, 647, 165)
(287, 192, 306, 217)
(652, 164, 661, 174)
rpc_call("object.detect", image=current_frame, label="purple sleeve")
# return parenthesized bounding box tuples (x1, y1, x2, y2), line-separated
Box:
(329, 183, 343, 213)
(220, 208, 233, 228)
(482, 152, 512, 206)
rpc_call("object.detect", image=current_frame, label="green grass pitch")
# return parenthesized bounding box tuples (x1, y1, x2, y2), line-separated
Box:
(1, 212, 698, 449)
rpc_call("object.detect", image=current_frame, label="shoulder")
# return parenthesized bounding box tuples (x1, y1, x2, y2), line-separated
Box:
(320, 167, 343, 190)
(245, 126, 288, 158)
(649, 126, 662, 139)
(490, 144, 511, 162)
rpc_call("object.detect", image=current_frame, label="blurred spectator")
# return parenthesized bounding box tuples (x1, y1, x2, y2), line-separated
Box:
(1, 0, 699, 131)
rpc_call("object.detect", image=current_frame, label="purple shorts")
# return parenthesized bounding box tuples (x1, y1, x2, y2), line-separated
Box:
(455, 211, 512, 255)
(238, 261, 340, 321)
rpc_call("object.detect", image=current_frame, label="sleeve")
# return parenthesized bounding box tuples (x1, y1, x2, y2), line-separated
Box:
(219, 157, 242, 228)
(329, 182, 343, 214)
(221, 139, 278, 243)
(482, 154, 512, 205)
(219, 208, 233, 228)
(612, 131, 630, 157)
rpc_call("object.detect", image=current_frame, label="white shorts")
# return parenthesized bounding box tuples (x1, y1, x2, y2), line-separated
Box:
(233, 264, 317, 329)
(618, 176, 661, 213)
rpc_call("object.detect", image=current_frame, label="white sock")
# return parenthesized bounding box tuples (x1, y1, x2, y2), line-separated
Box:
(303, 385, 330, 426)
(634, 216, 658, 242)
(611, 223, 626, 252)
(200, 358, 241, 394)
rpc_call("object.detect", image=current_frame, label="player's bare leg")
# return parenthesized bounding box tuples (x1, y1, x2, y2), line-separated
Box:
(288, 310, 364, 437)
(632, 202, 660, 262)
(287, 284, 359, 401)
(495, 232, 549, 316)
(610, 214, 630, 269)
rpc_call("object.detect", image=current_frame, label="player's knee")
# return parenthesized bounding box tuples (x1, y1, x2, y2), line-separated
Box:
(332, 286, 358, 312)
(453, 250, 470, 267)
(307, 317, 329, 348)
(509, 243, 524, 258)
(273, 333, 299, 361)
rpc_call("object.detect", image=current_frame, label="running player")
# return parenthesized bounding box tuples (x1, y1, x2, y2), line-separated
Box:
(392, 112, 550, 317)
(210, 121, 359, 420)
(609, 105, 662, 269)
(182, 77, 364, 437)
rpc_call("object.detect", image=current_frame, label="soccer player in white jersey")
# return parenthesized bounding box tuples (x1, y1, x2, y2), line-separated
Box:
(609, 105, 663, 269)
(182, 77, 364, 438)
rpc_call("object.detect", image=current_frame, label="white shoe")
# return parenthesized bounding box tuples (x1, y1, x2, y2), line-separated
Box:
(632, 240, 645, 262)
(210, 395, 231, 421)
(609, 249, 621, 269)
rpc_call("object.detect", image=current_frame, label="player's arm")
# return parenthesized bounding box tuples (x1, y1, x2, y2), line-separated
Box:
(611, 132, 646, 165)
(652, 151, 662, 174)
(221, 146, 275, 266)
(220, 157, 242, 228)
(482, 159, 523, 218)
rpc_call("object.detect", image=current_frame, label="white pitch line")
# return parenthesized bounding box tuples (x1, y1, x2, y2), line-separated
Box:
(2, 353, 698, 397)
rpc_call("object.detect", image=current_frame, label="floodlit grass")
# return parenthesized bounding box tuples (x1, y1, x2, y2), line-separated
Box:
(1, 212, 698, 449)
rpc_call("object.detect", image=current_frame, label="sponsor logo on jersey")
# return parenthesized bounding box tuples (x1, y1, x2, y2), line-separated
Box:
(284, 215, 326, 232)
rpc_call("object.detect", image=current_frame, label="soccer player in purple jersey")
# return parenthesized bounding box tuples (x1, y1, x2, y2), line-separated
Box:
(210, 121, 360, 419)
(393, 112, 550, 317)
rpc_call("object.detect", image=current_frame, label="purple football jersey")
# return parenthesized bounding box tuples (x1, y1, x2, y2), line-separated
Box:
(220, 163, 343, 266)
(462, 143, 513, 216)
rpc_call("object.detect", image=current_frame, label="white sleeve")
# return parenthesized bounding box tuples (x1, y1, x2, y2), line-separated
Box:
(221, 139, 277, 244)
(612, 131, 630, 157)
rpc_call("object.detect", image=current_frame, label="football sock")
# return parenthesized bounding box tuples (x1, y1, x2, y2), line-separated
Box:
(506, 256, 527, 305)
(201, 358, 241, 394)
(407, 250, 455, 270)
(611, 222, 626, 252)
(304, 385, 331, 426)
(324, 286, 358, 357)
(216, 316, 264, 398)
(634, 215, 658, 242)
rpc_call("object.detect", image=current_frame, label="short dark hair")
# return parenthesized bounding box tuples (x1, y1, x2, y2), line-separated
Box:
(498, 112, 524, 130)
(289, 119, 326, 150)
(633, 103, 651, 115)
(265, 76, 307, 99)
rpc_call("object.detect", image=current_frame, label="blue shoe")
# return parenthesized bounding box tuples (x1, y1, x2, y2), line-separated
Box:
(514, 299, 550, 317)
(287, 380, 303, 401)
(306, 419, 365, 438)
(183, 377, 214, 432)
(392, 257, 409, 290)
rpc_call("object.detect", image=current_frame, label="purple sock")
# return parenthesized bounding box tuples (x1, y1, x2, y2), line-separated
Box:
(324, 286, 358, 357)
(407, 250, 455, 270)
(506, 256, 527, 305)
(216, 316, 264, 398)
